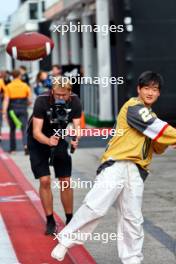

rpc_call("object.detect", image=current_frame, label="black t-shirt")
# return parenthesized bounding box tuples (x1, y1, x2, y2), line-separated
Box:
(28, 93, 82, 138)
(21, 73, 30, 85)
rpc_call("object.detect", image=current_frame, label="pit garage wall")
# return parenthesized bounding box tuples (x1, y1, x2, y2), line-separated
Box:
(112, 0, 176, 125)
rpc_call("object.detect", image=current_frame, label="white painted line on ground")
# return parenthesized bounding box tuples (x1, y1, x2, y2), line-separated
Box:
(0, 153, 9, 160)
(0, 195, 27, 203)
(25, 190, 40, 201)
(0, 182, 17, 187)
(0, 214, 21, 264)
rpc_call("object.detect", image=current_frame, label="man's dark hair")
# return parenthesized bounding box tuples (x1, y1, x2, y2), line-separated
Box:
(19, 65, 27, 71)
(52, 64, 61, 70)
(137, 71, 164, 90)
(12, 69, 21, 79)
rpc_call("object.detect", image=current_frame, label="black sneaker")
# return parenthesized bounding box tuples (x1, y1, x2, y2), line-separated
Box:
(45, 220, 57, 236)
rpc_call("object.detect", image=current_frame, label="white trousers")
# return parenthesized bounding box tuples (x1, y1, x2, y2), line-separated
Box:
(58, 161, 144, 264)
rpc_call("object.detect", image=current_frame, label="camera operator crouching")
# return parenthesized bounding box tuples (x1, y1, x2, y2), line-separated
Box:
(27, 78, 82, 235)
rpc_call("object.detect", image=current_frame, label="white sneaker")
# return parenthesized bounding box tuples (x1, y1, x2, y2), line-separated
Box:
(51, 243, 68, 261)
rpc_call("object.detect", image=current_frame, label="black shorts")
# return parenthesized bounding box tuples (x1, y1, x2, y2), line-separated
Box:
(27, 137, 72, 179)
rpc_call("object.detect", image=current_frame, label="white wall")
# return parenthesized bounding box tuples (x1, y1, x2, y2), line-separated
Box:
(45, 0, 60, 9)
(10, 0, 43, 37)
(0, 48, 12, 71)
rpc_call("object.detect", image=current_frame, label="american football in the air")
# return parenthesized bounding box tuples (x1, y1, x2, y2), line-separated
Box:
(6, 32, 54, 61)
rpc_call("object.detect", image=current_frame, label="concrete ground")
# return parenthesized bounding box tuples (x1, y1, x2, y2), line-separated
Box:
(5, 140, 176, 264)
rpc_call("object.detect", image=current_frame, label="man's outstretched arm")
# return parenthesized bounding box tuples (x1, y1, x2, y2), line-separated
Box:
(127, 104, 176, 146)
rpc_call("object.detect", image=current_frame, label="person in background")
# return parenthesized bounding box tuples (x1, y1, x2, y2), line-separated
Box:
(3, 69, 32, 154)
(27, 79, 82, 235)
(34, 71, 52, 96)
(0, 72, 7, 141)
(51, 65, 62, 78)
(19, 65, 30, 85)
(3, 70, 12, 85)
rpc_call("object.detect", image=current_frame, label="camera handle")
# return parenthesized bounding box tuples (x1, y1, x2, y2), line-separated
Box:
(70, 136, 77, 154)
(49, 146, 56, 166)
